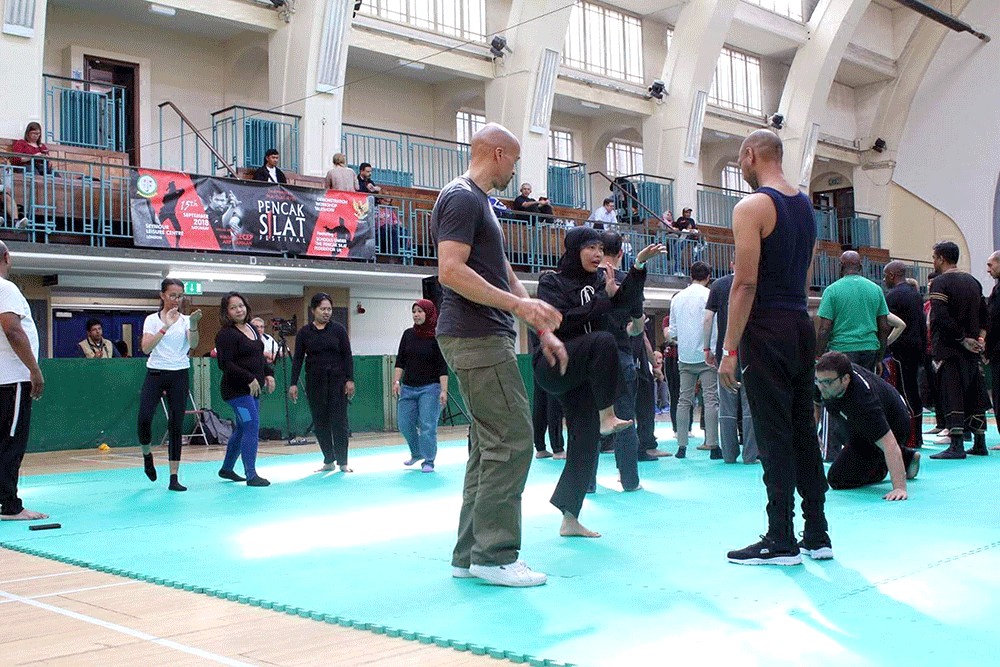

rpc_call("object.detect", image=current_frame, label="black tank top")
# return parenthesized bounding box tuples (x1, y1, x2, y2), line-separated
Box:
(754, 187, 815, 312)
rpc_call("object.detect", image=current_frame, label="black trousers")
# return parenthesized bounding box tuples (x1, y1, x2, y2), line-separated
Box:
(844, 349, 879, 372)
(534, 331, 621, 518)
(742, 309, 829, 547)
(137, 368, 189, 461)
(306, 372, 350, 465)
(892, 347, 924, 416)
(663, 355, 680, 429)
(635, 368, 657, 450)
(0, 382, 32, 516)
(924, 354, 945, 429)
(992, 355, 1000, 438)
(532, 380, 564, 453)
(937, 355, 987, 434)
(828, 435, 915, 490)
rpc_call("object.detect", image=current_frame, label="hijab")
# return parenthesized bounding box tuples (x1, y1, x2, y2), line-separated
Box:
(412, 299, 438, 339)
(557, 226, 604, 282)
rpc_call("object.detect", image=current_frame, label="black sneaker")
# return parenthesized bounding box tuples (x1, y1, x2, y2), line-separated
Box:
(727, 536, 801, 566)
(797, 533, 834, 560)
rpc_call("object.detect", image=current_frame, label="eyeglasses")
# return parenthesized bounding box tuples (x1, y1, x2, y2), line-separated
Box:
(814, 375, 844, 387)
(164, 292, 184, 300)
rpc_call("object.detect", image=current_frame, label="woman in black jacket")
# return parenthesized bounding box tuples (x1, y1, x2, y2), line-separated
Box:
(289, 293, 356, 472)
(215, 292, 275, 487)
(534, 226, 662, 537)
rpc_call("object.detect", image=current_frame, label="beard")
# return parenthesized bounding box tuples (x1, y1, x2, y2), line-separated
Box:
(743, 170, 760, 191)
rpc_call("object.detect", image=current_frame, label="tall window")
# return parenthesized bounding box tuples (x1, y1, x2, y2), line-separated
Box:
(721, 164, 751, 193)
(709, 46, 763, 115)
(563, 1, 644, 84)
(361, 0, 487, 41)
(456, 111, 485, 145)
(744, 0, 804, 22)
(606, 141, 643, 177)
(549, 129, 574, 162)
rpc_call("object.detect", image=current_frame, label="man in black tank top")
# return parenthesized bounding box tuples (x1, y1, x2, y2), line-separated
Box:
(719, 130, 830, 566)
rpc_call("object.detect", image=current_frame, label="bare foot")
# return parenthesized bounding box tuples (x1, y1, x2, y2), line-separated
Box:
(315, 463, 336, 472)
(339, 465, 354, 473)
(552, 451, 566, 460)
(560, 514, 601, 538)
(1, 508, 49, 521)
(599, 417, 633, 437)
(991, 445, 1000, 451)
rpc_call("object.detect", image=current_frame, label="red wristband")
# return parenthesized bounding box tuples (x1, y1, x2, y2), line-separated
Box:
(158, 328, 168, 336)
(722, 348, 738, 357)
(537, 329, 550, 337)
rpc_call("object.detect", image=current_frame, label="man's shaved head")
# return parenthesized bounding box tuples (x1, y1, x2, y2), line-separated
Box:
(738, 129, 784, 190)
(987, 250, 1000, 280)
(840, 251, 862, 275)
(470, 122, 520, 191)
(883, 260, 907, 287)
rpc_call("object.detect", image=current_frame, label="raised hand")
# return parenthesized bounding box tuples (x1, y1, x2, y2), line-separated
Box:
(636, 243, 667, 265)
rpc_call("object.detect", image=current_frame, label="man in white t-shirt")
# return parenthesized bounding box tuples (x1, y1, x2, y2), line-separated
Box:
(251, 317, 280, 363)
(666, 260, 720, 459)
(588, 198, 618, 229)
(0, 241, 46, 521)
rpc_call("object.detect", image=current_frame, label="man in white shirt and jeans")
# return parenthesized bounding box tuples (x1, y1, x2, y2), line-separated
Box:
(667, 261, 720, 459)
(0, 241, 46, 521)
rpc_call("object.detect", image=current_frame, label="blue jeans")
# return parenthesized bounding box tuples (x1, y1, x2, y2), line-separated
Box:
(222, 394, 260, 479)
(397, 382, 441, 463)
(612, 350, 641, 489)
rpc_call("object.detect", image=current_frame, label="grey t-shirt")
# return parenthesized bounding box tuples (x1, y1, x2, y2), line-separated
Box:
(430, 176, 515, 339)
(705, 273, 733, 362)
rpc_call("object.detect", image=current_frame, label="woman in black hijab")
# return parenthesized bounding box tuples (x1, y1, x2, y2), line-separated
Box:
(534, 226, 664, 537)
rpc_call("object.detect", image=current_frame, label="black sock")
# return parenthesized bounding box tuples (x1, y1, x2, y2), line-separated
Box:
(218, 469, 246, 482)
(168, 474, 187, 492)
(143, 453, 157, 482)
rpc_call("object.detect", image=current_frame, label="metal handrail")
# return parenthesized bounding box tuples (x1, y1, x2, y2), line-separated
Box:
(211, 105, 302, 121)
(587, 170, 662, 223)
(157, 101, 238, 178)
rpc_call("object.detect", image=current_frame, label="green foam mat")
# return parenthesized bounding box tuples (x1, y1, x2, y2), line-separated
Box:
(2, 425, 999, 666)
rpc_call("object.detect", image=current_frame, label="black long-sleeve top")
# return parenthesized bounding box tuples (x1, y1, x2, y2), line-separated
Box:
(929, 270, 988, 361)
(986, 282, 1000, 360)
(290, 321, 354, 386)
(216, 326, 273, 401)
(536, 265, 645, 343)
(394, 329, 448, 387)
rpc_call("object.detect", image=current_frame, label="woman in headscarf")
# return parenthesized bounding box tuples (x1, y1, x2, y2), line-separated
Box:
(393, 299, 449, 472)
(534, 226, 664, 537)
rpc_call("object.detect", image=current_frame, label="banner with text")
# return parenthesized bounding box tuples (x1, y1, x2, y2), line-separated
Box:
(130, 169, 376, 259)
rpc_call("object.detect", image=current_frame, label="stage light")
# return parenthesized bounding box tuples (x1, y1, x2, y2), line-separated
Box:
(873, 138, 887, 153)
(769, 113, 784, 130)
(647, 80, 666, 100)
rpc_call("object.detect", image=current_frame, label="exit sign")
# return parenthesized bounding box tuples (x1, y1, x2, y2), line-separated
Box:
(183, 281, 203, 295)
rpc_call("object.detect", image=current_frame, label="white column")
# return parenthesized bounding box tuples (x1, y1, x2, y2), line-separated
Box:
(484, 0, 574, 192)
(777, 0, 872, 189)
(269, 0, 352, 176)
(641, 0, 740, 214)
(0, 0, 46, 138)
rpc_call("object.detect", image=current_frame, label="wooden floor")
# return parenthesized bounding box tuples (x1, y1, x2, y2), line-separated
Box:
(2, 428, 512, 667)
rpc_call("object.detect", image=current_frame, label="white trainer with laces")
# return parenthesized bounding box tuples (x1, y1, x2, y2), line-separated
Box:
(469, 560, 547, 587)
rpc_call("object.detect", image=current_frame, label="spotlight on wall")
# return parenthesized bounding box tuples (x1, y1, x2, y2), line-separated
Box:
(769, 113, 784, 130)
(647, 79, 666, 100)
(872, 137, 887, 153)
(490, 35, 512, 59)
(356, 302, 366, 314)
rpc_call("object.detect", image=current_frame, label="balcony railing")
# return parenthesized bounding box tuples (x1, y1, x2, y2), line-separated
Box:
(695, 184, 745, 228)
(212, 105, 301, 174)
(43, 74, 126, 153)
(341, 124, 520, 198)
(814, 206, 838, 242)
(840, 212, 881, 248)
(547, 158, 589, 209)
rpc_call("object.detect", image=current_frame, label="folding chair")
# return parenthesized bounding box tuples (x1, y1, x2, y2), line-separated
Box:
(159, 390, 209, 446)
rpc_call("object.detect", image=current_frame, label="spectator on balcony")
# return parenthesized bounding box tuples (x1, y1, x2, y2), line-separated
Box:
(77, 319, 119, 359)
(324, 153, 356, 192)
(588, 198, 617, 230)
(251, 149, 287, 185)
(671, 207, 699, 238)
(0, 157, 29, 229)
(357, 162, 381, 195)
(512, 183, 554, 219)
(10, 122, 52, 176)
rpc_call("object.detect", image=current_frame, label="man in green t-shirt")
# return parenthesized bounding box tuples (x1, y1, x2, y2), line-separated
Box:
(816, 251, 891, 371)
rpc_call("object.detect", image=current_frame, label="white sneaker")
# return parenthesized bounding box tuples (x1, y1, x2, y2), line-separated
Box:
(451, 566, 475, 579)
(16, 217, 29, 229)
(469, 560, 547, 587)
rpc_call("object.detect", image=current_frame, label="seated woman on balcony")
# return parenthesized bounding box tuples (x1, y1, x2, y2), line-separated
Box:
(0, 157, 29, 228)
(10, 123, 52, 176)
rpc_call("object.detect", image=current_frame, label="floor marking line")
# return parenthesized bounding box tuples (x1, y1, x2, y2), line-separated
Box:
(0, 587, 255, 667)
(0, 571, 76, 585)
(25, 581, 141, 600)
